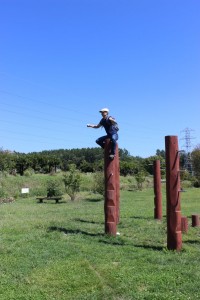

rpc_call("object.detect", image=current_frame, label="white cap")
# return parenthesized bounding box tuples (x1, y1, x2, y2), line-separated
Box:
(99, 107, 109, 113)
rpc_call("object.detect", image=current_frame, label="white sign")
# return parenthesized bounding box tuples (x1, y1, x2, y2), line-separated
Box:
(21, 188, 29, 194)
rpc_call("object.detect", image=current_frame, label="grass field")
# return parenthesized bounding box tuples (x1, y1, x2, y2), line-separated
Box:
(0, 183, 200, 299)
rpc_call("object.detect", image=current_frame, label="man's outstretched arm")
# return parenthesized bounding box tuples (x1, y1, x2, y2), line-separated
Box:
(87, 123, 101, 128)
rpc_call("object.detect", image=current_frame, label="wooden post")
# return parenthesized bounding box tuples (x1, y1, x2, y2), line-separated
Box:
(115, 144, 120, 224)
(181, 216, 188, 233)
(153, 160, 162, 220)
(165, 136, 182, 251)
(192, 214, 200, 227)
(104, 139, 117, 235)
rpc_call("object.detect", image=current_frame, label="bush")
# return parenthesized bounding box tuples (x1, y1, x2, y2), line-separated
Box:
(62, 164, 81, 201)
(24, 168, 35, 177)
(46, 179, 63, 197)
(181, 180, 193, 189)
(193, 179, 200, 188)
(135, 171, 146, 190)
(92, 172, 104, 195)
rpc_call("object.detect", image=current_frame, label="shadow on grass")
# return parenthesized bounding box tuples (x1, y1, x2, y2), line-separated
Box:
(98, 239, 164, 250)
(49, 226, 165, 250)
(84, 197, 103, 202)
(130, 215, 154, 220)
(37, 201, 66, 204)
(98, 238, 125, 246)
(48, 226, 103, 237)
(130, 215, 167, 221)
(133, 244, 164, 251)
(184, 240, 200, 245)
(74, 218, 104, 225)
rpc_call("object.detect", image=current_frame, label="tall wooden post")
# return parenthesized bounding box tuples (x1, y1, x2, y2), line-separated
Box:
(115, 144, 120, 224)
(165, 136, 182, 251)
(153, 160, 162, 220)
(104, 139, 120, 235)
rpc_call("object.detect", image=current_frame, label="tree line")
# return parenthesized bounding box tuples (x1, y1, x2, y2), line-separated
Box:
(0, 146, 200, 185)
(0, 147, 164, 176)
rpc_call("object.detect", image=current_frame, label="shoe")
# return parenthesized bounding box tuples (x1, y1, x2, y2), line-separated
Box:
(109, 154, 115, 159)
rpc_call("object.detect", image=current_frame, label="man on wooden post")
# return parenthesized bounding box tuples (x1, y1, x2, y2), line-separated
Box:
(87, 108, 119, 159)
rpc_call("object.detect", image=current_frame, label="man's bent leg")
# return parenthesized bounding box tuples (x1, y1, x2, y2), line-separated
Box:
(110, 133, 118, 155)
(96, 135, 108, 149)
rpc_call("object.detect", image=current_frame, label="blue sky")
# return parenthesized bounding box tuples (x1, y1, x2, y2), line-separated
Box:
(0, 0, 199, 157)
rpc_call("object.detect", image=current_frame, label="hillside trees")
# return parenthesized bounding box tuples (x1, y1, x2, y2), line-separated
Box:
(142, 155, 165, 175)
(191, 145, 200, 185)
(15, 153, 30, 176)
(0, 146, 168, 177)
(0, 149, 15, 173)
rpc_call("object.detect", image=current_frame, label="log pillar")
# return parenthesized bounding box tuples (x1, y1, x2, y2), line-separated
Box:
(115, 143, 120, 224)
(104, 139, 120, 235)
(181, 216, 188, 233)
(192, 214, 200, 227)
(153, 160, 162, 220)
(165, 136, 182, 251)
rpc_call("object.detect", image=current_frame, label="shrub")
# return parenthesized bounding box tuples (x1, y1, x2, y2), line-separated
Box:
(92, 172, 104, 195)
(46, 179, 63, 197)
(135, 171, 146, 190)
(24, 168, 35, 177)
(193, 179, 200, 188)
(62, 164, 81, 201)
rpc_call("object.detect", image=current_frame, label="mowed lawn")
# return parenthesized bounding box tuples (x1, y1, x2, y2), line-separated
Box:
(0, 188, 200, 300)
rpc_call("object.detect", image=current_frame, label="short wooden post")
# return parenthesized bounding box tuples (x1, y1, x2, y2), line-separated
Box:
(192, 214, 200, 227)
(153, 160, 162, 220)
(181, 216, 188, 233)
(165, 135, 182, 251)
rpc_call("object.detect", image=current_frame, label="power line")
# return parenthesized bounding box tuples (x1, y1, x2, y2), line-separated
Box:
(0, 107, 85, 128)
(0, 89, 96, 118)
(0, 89, 172, 135)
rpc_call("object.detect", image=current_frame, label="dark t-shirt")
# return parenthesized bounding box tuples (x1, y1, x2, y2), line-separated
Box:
(100, 117, 118, 135)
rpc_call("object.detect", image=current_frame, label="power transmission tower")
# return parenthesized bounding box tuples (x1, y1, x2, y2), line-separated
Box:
(180, 127, 195, 173)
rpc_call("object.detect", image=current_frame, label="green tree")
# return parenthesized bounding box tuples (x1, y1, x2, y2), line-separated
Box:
(15, 153, 30, 176)
(47, 155, 61, 173)
(135, 171, 146, 190)
(62, 164, 81, 201)
(79, 160, 94, 173)
(0, 150, 15, 173)
(191, 146, 200, 186)
(120, 161, 139, 176)
(156, 149, 165, 158)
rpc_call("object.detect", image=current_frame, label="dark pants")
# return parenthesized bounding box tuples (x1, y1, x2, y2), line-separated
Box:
(96, 133, 118, 155)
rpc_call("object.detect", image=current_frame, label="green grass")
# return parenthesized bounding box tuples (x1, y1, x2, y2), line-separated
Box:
(0, 186, 200, 299)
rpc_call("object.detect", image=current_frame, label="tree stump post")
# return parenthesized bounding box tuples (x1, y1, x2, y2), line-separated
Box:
(115, 144, 120, 224)
(192, 214, 200, 227)
(181, 216, 188, 233)
(153, 160, 162, 220)
(165, 136, 182, 251)
(104, 139, 120, 235)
